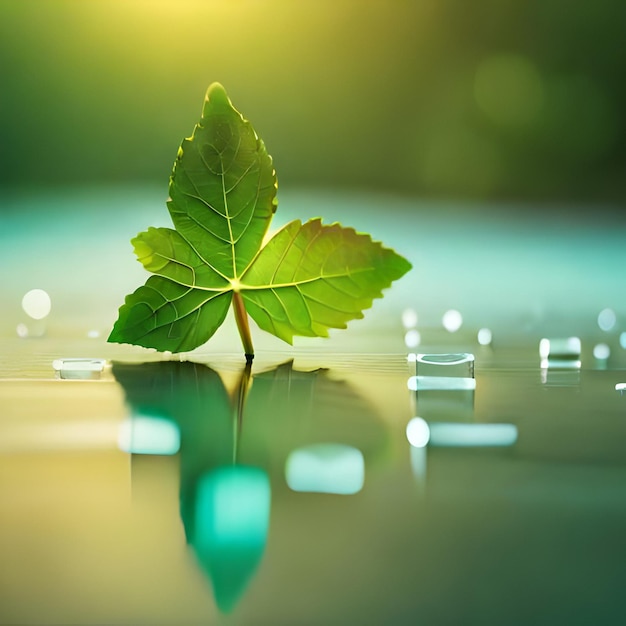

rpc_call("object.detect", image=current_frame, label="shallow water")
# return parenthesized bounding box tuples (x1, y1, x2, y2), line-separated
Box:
(1, 188, 626, 624)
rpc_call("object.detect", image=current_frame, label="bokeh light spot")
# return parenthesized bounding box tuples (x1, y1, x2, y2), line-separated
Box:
(597, 308, 616, 332)
(21, 289, 51, 320)
(442, 309, 463, 333)
(404, 329, 421, 348)
(477, 328, 492, 346)
(406, 417, 430, 448)
(593, 343, 610, 360)
(402, 308, 418, 329)
(474, 54, 543, 128)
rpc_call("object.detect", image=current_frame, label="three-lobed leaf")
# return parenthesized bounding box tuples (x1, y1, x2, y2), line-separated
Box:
(108, 83, 411, 355)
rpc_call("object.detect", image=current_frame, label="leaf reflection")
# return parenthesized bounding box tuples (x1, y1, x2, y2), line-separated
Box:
(112, 360, 386, 613)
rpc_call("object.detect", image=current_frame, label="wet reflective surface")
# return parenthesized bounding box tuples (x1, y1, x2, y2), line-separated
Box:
(2, 188, 626, 624)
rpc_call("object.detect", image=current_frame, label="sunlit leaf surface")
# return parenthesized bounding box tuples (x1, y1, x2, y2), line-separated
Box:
(242, 219, 411, 343)
(109, 84, 411, 354)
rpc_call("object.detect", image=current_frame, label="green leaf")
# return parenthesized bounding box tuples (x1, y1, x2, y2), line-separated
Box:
(167, 82, 277, 280)
(240, 219, 412, 343)
(109, 83, 411, 355)
(108, 274, 232, 352)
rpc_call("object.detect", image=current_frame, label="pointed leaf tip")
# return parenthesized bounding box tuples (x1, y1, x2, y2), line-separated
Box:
(203, 82, 232, 113)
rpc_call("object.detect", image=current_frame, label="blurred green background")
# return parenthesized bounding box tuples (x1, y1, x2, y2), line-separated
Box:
(0, 0, 624, 207)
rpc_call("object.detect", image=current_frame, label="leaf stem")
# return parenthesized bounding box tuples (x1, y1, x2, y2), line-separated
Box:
(232, 291, 254, 361)
(232, 360, 253, 464)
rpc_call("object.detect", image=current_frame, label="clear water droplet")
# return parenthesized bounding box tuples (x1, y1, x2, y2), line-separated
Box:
(416, 353, 475, 378)
(540, 338, 581, 385)
(539, 337, 581, 360)
(52, 358, 106, 380)
(408, 376, 476, 391)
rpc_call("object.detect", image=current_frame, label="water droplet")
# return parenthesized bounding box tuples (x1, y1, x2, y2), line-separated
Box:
(540, 367, 580, 387)
(540, 338, 581, 385)
(416, 352, 475, 378)
(52, 358, 106, 380)
(477, 328, 492, 346)
(16, 323, 29, 338)
(408, 376, 476, 391)
(593, 343, 610, 360)
(417, 353, 475, 366)
(442, 309, 463, 333)
(404, 329, 421, 348)
(401, 308, 418, 329)
(21, 289, 51, 320)
(406, 417, 430, 448)
(539, 337, 581, 360)
(597, 308, 616, 332)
